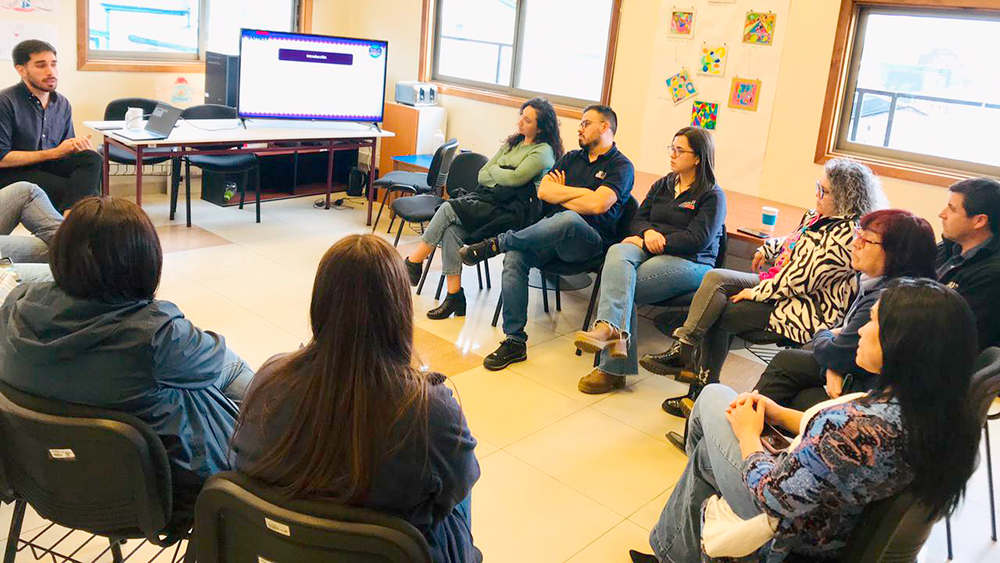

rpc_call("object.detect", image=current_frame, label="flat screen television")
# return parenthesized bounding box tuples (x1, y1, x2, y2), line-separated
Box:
(237, 29, 388, 122)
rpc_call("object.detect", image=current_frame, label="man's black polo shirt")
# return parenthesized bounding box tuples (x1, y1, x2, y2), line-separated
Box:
(0, 81, 75, 161)
(547, 143, 635, 244)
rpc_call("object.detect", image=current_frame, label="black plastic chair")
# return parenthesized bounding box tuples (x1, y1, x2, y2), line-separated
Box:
(371, 139, 460, 233)
(393, 152, 491, 297)
(491, 197, 640, 336)
(0, 382, 188, 563)
(103, 98, 177, 191)
(188, 471, 431, 563)
(174, 104, 261, 227)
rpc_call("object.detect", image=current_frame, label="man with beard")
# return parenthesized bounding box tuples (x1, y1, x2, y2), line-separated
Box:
(0, 40, 102, 212)
(460, 104, 635, 370)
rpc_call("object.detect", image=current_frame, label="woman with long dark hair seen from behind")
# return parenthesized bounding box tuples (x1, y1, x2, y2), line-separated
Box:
(573, 127, 726, 394)
(233, 234, 481, 563)
(630, 278, 981, 562)
(404, 97, 563, 320)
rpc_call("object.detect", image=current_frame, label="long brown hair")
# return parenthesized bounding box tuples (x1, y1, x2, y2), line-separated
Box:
(234, 234, 430, 501)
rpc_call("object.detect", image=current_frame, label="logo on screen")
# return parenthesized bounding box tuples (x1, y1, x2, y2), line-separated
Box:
(368, 45, 383, 58)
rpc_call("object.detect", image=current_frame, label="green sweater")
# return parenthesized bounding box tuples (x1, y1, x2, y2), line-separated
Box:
(476, 140, 555, 189)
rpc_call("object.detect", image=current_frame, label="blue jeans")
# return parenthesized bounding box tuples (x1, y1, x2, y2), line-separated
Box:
(0, 182, 63, 263)
(498, 211, 604, 343)
(650, 384, 763, 563)
(594, 243, 711, 376)
(213, 348, 255, 405)
(421, 201, 468, 277)
(12, 263, 54, 283)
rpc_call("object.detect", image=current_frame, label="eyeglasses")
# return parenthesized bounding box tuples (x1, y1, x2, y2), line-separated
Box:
(668, 145, 695, 156)
(816, 181, 830, 199)
(853, 227, 883, 247)
(580, 119, 604, 129)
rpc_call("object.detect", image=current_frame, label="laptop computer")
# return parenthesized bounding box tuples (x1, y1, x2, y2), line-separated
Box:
(115, 103, 182, 141)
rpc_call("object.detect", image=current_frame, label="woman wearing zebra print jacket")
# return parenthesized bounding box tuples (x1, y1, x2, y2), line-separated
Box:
(641, 158, 887, 417)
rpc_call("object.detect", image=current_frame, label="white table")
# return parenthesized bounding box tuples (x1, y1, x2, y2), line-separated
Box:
(84, 119, 394, 226)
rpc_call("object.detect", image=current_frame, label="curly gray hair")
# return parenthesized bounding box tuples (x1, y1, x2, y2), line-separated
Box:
(824, 158, 888, 217)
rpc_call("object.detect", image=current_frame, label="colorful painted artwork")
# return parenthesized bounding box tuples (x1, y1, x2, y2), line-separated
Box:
(665, 69, 698, 104)
(698, 45, 727, 76)
(670, 10, 694, 37)
(728, 77, 762, 111)
(743, 11, 776, 45)
(691, 101, 719, 130)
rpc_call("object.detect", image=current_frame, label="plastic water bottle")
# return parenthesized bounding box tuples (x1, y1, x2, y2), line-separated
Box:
(223, 181, 237, 203)
(433, 129, 445, 151)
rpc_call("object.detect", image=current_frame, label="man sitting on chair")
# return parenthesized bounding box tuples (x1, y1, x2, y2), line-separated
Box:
(460, 105, 635, 371)
(0, 40, 102, 212)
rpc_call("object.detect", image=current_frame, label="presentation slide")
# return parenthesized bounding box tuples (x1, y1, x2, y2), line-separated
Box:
(238, 30, 388, 122)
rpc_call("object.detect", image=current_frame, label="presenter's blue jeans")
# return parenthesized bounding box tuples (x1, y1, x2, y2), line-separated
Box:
(649, 384, 763, 562)
(498, 211, 604, 343)
(594, 243, 711, 376)
(420, 201, 468, 277)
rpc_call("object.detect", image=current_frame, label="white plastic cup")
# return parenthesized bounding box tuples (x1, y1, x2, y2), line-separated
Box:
(762, 206, 779, 233)
(125, 107, 144, 129)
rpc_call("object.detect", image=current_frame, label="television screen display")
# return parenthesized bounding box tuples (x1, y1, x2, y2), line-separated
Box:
(238, 29, 388, 122)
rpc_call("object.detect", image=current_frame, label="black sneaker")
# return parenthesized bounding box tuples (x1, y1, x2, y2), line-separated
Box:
(404, 258, 423, 286)
(484, 338, 527, 371)
(460, 237, 501, 266)
(639, 340, 694, 376)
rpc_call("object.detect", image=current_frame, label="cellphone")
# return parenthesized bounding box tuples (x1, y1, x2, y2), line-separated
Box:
(737, 227, 771, 239)
(760, 423, 792, 454)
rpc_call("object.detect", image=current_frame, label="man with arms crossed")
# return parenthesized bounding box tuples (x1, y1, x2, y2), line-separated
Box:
(460, 105, 635, 370)
(0, 40, 102, 212)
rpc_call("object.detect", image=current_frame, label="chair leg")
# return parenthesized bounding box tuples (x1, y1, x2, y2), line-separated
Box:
(386, 204, 397, 234)
(578, 273, 602, 357)
(169, 157, 180, 220)
(417, 246, 436, 296)
(541, 272, 550, 313)
(946, 516, 953, 560)
(484, 258, 492, 289)
(292, 152, 299, 189)
(393, 220, 405, 247)
(184, 159, 192, 228)
(238, 171, 248, 210)
(555, 276, 562, 312)
(986, 421, 996, 542)
(372, 191, 389, 233)
(476, 262, 484, 290)
(110, 538, 124, 563)
(435, 274, 446, 300)
(4, 499, 26, 563)
(254, 166, 261, 224)
(492, 296, 503, 327)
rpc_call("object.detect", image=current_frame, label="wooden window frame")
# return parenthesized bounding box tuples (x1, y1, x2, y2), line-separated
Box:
(76, 0, 313, 72)
(816, 0, 1000, 187)
(418, 0, 622, 119)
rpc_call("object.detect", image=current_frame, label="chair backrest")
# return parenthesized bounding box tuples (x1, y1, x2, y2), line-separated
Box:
(104, 97, 161, 121)
(715, 226, 728, 269)
(836, 489, 937, 563)
(445, 152, 489, 198)
(179, 104, 238, 120)
(426, 138, 460, 192)
(613, 196, 641, 242)
(192, 472, 432, 563)
(0, 382, 174, 539)
(970, 346, 1000, 425)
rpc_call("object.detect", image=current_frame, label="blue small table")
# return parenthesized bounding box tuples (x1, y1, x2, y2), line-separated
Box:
(391, 154, 433, 172)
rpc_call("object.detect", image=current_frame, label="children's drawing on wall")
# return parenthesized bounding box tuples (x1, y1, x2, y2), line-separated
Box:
(0, 0, 55, 12)
(670, 10, 695, 38)
(665, 69, 698, 104)
(743, 11, 776, 45)
(728, 77, 762, 111)
(691, 101, 718, 130)
(698, 44, 727, 76)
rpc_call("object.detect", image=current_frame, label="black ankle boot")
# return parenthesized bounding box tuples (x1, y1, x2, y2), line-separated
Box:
(404, 258, 423, 286)
(639, 340, 695, 376)
(427, 289, 466, 320)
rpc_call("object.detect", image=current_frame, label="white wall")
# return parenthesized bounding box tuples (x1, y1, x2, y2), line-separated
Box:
(311, 0, 955, 231)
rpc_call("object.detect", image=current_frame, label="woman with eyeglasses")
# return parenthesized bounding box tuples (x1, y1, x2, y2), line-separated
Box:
(572, 127, 726, 394)
(751, 209, 937, 412)
(641, 158, 887, 420)
(630, 279, 981, 563)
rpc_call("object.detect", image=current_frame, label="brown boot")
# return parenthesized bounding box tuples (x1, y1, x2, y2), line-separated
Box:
(577, 368, 626, 394)
(574, 322, 627, 357)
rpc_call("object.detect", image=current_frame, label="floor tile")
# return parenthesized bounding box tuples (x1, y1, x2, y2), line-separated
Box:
(506, 408, 687, 517)
(155, 281, 252, 329)
(592, 375, 691, 444)
(413, 327, 484, 376)
(207, 314, 304, 371)
(472, 451, 622, 563)
(156, 224, 231, 254)
(508, 336, 624, 406)
(255, 300, 312, 342)
(566, 519, 652, 563)
(445, 366, 586, 448)
(415, 310, 559, 358)
(628, 486, 675, 531)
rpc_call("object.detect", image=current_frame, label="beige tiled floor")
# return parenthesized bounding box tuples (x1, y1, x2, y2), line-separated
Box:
(1, 190, 998, 562)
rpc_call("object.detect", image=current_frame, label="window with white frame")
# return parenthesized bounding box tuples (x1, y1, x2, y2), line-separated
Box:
(432, 0, 618, 106)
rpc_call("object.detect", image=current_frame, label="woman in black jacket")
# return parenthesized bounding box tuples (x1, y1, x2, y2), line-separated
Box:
(573, 127, 726, 394)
